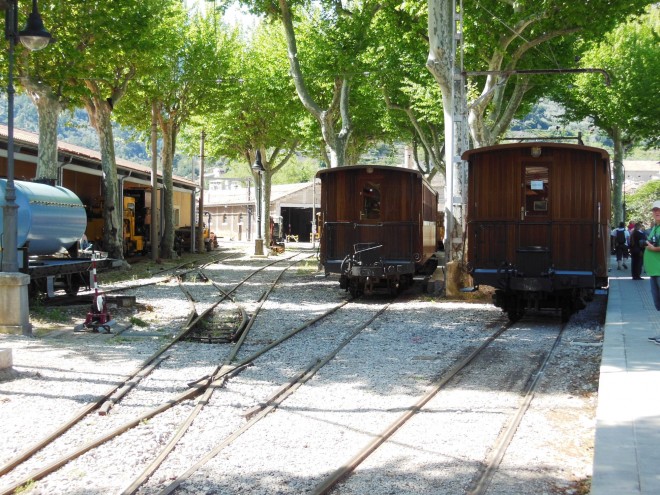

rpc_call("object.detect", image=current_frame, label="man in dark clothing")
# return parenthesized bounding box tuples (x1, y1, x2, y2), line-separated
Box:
(630, 222, 646, 280)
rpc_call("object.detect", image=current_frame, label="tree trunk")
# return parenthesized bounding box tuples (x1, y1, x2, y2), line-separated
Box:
(611, 126, 625, 225)
(278, 0, 351, 168)
(22, 81, 62, 181)
(83, 97, 123, 260)
(262, 169, 272, 247)
(427, 0, 465, 262)
(159, 118, 176, 258)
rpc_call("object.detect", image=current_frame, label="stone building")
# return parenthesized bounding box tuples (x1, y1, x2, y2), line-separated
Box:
(205, 179, 321, 243)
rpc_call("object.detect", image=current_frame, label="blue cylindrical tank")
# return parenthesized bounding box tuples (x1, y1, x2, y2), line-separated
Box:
(0, 179, 87, 256)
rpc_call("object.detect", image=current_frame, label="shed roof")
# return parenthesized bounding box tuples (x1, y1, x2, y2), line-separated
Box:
(0, 125, 196, 189)
(207, 181, 313, 206)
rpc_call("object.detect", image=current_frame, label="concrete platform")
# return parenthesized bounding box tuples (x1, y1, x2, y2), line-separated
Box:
(591, 267, 660, 495)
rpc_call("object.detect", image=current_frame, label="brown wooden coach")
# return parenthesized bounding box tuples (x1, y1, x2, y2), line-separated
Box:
(463, 142, 611, 321)
(318, 165, 439, 296)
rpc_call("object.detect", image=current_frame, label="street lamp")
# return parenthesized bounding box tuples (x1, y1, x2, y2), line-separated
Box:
(251, 150, 265, 256)
(2, 0, 52, 273)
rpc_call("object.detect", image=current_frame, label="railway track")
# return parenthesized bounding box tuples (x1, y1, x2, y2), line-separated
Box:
(312, 317, 568, 495)
(0, 249, 317, 494)
(0, 245, 603, 495)
(138, 307, 567, 495)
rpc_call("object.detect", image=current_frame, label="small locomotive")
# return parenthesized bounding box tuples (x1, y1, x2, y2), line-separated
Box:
(317, 165, 440, 297)
(463, 142, 611, 321)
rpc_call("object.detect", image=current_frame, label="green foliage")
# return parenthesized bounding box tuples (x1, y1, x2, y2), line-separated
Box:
(180, 19, 304, 171)
(449, 0, 653, 145)
(29, 300, 68, 323)
(556, 5, 660, 148)
(129, 316, 149, 328)
(272, 155, 319, 184)
(626, 180, 660, 226)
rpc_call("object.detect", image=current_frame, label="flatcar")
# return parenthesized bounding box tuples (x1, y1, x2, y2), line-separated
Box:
(463, 142, 611, 321)
(318, 165, 439, 297)
(0, 179, 115, 297)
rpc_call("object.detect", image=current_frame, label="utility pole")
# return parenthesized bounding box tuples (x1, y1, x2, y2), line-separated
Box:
(446, 0, 469, 265)
(197, 130, 205, 252)
(150, 102, 159, 261)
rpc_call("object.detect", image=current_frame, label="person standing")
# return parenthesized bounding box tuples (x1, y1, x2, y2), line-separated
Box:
(645, 201, 660, 344)
(612, 221, 630, 270)
(629, 222, 646, 280)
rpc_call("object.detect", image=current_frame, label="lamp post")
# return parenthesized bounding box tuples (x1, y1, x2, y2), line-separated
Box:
(252, 150, 265, 256)
(2, 0, 52, 273)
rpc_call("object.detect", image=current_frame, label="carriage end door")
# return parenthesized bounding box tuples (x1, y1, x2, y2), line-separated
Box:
(520, 163, 550, 249)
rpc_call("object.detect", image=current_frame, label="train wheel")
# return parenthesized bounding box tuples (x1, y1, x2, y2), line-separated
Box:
(65, 277, 81, 296)
(400, 274, 412, 291)
(507, 308, 523, 322)
(506, 296, 524, 321)
(349, 280, 361, 298)
(388, 279, 399, 296)
(560, 301, 572, 323)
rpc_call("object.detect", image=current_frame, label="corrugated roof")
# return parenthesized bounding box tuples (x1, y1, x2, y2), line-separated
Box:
(0, 125, 196, 188)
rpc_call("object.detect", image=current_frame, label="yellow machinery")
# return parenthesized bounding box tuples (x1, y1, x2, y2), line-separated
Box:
(123, 196, 145, 255)
(175, 212, 218, 254)
(84, 197, 104, 249)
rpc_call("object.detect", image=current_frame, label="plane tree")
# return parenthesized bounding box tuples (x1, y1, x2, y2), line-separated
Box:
(425, 0, 653, 148)
(10, 0, 81, 181)
(368, 3, 445, 178)
(116, 9, 238, 257)
(180, 21, 306, 246)
(553, 6, 660, 224)
(7, 0, 176, 259)
(232, 0, 386, 168)
(77, 0, 178, 260)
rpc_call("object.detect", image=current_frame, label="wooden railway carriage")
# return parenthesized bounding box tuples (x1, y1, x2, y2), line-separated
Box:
(463, 142, 611, 321)
(318, 165, 439, 297)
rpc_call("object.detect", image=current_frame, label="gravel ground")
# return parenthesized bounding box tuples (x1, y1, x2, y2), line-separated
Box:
(0, 242, 604, 495)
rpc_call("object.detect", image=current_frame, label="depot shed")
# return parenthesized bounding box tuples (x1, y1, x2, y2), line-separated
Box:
(0, 125, 197, 250)
(205, 180, 321, 243)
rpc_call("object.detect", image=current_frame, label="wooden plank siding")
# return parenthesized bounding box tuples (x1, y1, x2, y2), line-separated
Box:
(465, 143, 611, 282)
(318, 166, 437, 269)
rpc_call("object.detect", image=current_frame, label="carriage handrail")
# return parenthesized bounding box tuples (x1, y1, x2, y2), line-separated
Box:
(322, 221, 418, 261)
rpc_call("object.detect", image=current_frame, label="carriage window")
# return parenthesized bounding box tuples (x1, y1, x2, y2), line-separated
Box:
(362, 182, 381, 219)
(524, 165, 549, 215)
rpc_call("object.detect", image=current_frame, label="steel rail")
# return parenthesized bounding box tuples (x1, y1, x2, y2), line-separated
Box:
(98, 355, 171, 416)
(466, 322, 567, 495)
(0, 252, 319, 494)
(157, 302, 393, 495)
(0, 287, 199, 479)
(94, 251, 237, 295)
(120, 253, 312, 495)
(310, 322, 512, 495)
(0, 251, 242, 485)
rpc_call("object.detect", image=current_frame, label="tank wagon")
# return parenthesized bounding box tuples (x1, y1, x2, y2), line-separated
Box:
(0, 179, 113, 297)
(463, 142, 611, 321)
(318, 165, 439, 297)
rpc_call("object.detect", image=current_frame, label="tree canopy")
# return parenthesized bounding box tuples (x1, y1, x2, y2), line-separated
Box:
(553, 5, 660, 224)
